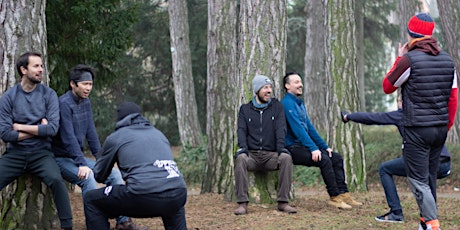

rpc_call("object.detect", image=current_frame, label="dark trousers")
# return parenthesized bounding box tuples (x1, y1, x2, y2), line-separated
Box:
(403, 126, 447, 222)
(0, 148, 73, 228)
(287, 145, 348, 197)
(234, 151, 293, 203)
(379, 156, 451, 214)
(83, 185, 187, 230)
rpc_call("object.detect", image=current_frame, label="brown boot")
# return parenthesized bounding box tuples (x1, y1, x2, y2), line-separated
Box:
(277, 202, 297, 214)
(338, 192, 363, 206)
(234, 202, 248, 215)
(115, 218, 148, 230)
(328, 196, 352, 209)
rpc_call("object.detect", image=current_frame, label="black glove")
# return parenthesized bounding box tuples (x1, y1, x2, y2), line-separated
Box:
(235, 148, 248, 158)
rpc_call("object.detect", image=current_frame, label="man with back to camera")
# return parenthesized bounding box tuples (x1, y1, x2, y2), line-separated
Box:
(84, 102, 188, 230)
(381, 13, 458, 230)
(0, 52, 73, 230)
(51, 64, 145, 230)
(233, 75, 297, 215)
(341, 94, 451, 223)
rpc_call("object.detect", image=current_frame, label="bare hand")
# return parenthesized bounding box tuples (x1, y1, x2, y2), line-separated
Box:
(312, 150, 322, 162)
(78, 166, 92, 180)
(13, 123, 21, 131)
(326, 148, 333, 158)
(41, 118, 48, 125)
(398, 42, 408, 56)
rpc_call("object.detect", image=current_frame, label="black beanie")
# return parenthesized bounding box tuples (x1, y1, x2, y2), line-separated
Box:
(117, 102, 141, 121)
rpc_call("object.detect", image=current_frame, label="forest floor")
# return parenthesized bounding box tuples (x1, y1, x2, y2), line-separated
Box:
(68, 183, 460, 230)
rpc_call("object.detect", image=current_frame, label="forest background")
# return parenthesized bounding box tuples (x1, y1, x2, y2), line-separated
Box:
(1, 0, 460, 229)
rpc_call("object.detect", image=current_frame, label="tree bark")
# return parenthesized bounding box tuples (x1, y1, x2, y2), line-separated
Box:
(324, 0, 366, 191)
(203, 0, 239, 200)
(0, 0, 59, 229)
(168, 0, 203, 147)
(304, 0, 327, 130)
(437, 0, 460, 143)
(238, 0, 287, 99)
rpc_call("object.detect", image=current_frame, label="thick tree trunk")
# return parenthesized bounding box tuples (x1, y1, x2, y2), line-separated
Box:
(324, 0, 366, 191)
(0, 0, 58, 229)
(437, 0, 460, 143)
(304, 0, 327, 130)
(354, 0, 365, 111)
(168, 0, 203, 148)
(203, 0, 239, 200)
(238, 0, 287, 99)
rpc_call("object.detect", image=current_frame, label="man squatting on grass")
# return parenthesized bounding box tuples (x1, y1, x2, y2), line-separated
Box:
(341, 94, 451, 223)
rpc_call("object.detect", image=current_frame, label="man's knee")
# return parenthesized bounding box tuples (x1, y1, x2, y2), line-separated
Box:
(278, 153, 292, 164)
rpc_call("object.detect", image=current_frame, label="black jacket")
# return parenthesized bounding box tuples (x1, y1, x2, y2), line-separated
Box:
(237, 98, 287, 154)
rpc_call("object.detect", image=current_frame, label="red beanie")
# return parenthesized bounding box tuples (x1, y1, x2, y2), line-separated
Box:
(407, 13, 435, 38)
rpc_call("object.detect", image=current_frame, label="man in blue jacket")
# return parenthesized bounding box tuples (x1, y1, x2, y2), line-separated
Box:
(52, 65, 143, 230)
(234, 75, 296, 215)
(282, 72, 362, 210)
(341, 95, 451, 223)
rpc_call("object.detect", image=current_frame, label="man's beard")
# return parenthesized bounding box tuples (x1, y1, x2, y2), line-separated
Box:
(27, 75, 41, 84)
(257, 94, 270, 104)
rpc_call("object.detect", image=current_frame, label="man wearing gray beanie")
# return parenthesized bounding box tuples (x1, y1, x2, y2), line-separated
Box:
(234, 75, 296, 215)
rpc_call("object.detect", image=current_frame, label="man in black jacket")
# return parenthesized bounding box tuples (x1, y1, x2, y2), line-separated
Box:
(341, 96, 451, 223)
(234, 75, 296, 215)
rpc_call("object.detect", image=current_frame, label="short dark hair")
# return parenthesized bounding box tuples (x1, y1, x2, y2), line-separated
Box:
(15, 52, 42, 77)
(283, 72, 301, 91)
(68, 64, 95, 90)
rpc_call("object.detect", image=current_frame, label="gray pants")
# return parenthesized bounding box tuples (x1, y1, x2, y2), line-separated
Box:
(234, 150, 293, 203)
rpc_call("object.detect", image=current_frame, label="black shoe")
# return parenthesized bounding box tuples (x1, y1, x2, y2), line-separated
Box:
(341, 110, 350, 123)
(375, 211, 404, 223)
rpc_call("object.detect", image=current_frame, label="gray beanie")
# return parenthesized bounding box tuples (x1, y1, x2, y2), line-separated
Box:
(252, 75, 272, 94)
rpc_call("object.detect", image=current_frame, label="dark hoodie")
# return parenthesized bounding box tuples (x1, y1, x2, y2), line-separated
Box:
(93, 113, 186, 194)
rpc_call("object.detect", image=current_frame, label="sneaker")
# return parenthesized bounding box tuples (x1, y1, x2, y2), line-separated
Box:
(277, 202, 297, 214)
(375, 211, 404, 223)
(234, 202, 248, 215)
(328, 196, 352, 209)
(115, 218, 148, 230)
(341, 110, 350, 123)
(338, 192, 363, 206)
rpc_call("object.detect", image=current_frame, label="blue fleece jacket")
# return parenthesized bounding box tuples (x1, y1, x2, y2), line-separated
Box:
(281, 92, 328, 151)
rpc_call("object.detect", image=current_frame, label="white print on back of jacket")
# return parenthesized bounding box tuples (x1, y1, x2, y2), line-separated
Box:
(153, 160, 180, 178)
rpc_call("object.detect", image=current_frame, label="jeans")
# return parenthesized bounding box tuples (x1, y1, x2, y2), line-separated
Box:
(379, 156, 451, 214)
(84, 185, 187, 230)
(55, 157, 128, 224)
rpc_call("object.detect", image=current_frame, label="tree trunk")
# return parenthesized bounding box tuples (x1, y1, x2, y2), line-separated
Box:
(354, 0, 365, 111)
(202, 0, 239, 200)
(237, 0, 287, 203)
(0, 0, 59, 229)
(324, 0, 366, 191)
(238, 0, 287, 99)
(168, 0, 203, 147)
(437, 0, 460, 143)
(304, 0, 327, 130)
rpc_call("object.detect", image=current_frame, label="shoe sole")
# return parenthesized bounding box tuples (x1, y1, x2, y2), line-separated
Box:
(374, 217, 404, 223)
